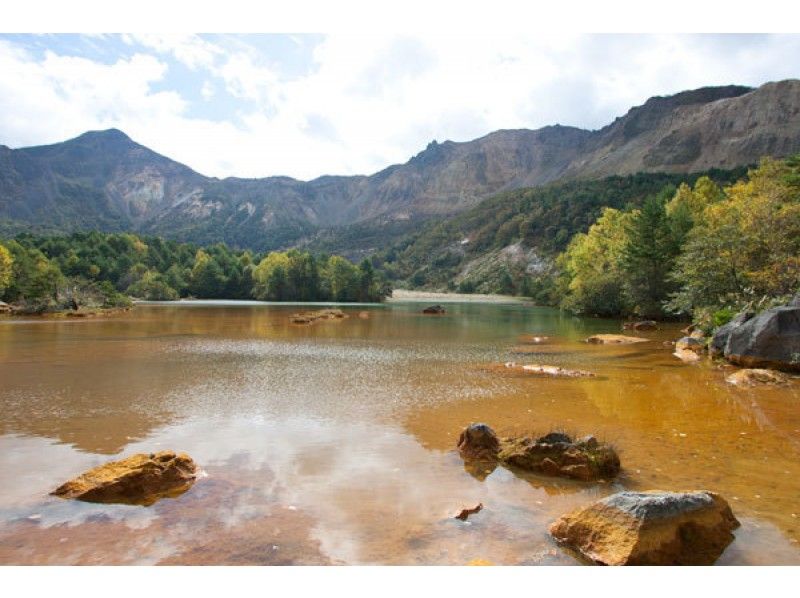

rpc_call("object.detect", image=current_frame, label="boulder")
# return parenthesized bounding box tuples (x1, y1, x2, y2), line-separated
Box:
(457, 423, 500, 461)
(586, 334, 649, 345)
(52, 451, 197, 506)
(458, 425, 620, 482)
(724, 306, 800, 372)
(0, 301, 12, 314)
(422, 305, 446, 315)
(549, 490, 740, 565)
(725, 368, 789, 386)
(675, 336, 705, 354)
(710, 311, 754, 356)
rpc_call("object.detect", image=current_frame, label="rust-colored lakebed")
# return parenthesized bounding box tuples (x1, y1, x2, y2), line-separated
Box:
(1, 301, 799, 565)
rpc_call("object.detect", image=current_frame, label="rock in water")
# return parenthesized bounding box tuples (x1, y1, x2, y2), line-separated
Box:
(586, 334, 649, 344)
(623, 320, 658, 331)
(457, 424, 619, 482)
(675, 336, 706, 354)
(457, 423, 500, 461)
(549, 490, 739, 565)
(726, 368, 789, 386)
(724, 305, 800, 372)
(52, 451, 197, 506)
(422, 305, 446, 314)
(710, 311, 754, 356)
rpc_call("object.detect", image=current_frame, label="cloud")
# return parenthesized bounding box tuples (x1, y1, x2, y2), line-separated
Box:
(1, 34, 799, 180)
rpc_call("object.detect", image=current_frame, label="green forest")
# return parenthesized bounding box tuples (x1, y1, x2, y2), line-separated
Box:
(0, 233, 391, 313)
(556, 156, 800, 325)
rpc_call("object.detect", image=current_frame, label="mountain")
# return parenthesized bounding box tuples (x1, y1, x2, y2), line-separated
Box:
(2, 80, 800, 251)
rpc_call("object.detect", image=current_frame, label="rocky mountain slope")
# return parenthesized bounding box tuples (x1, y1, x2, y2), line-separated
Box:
(1, 79, 799, 250)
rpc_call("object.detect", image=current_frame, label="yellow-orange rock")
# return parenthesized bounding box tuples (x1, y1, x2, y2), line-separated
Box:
(549, 490, 739, 565)
(586, 334, 649, 345)
(725, 368, 789, 386)
(52, 451, 197, 506)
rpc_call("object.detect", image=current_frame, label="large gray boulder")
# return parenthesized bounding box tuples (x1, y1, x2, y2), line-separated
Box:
(724, 306, 800, 371)
(710, 311, 754, 356)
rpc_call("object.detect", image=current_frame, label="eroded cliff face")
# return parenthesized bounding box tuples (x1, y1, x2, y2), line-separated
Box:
(2, 80, 799, 250)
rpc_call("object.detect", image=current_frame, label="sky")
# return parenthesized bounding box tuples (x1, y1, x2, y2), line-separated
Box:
(1, 33, 799, 181)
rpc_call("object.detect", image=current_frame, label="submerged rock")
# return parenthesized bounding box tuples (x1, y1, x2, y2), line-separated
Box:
(673, 348, 701, 363)
(724, 305, 800, 372)
(289, 308, 347, 324)
(586, 334, 649, 345)
(422, 305, 446, 314)
(725, 368, 789, 386)
(488, 362, 596, 378)
(457, 424, 619, 482)
(549, 490, 739, 565)
(675, 336, 706, 354)
(623, 320, 658, 331)
(52, 451, 197, 506)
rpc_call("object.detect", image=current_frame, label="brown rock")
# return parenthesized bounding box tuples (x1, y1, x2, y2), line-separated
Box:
(675, 336, 706, 354)
(549, 490, 740, 565)
(725, 368, 789, 386)
(673, 348, 701, 363)
(540, 457, 562, 476)
(623, 320, 658, 331)
(52, 451, 197, 506)
(422, 305, 446, 314)
(454, 503, 483, 521)
(586, 334, 649, 345)
(457, 423, 500, 461)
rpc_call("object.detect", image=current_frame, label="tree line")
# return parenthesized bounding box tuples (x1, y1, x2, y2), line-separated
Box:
(556, 156, 800, 325)
(0, 232, 391, 312)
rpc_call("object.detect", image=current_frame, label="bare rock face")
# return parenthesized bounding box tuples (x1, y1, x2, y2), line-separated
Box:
(726, 368, 789, 387)
(457, 425, 619, 482)
(586, 334, 649, 344)
(52, 451, 197, 506)
(724, 305, 800, 372)
(549, 490, 740, 565)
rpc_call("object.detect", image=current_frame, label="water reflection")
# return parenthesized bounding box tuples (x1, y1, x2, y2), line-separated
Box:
(1, 302, 799, 564)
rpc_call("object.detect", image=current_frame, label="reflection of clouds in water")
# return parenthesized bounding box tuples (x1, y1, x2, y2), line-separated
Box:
(3, 416, 800, 564)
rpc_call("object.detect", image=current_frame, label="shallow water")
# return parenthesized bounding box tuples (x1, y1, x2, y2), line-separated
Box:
(1, 301, 799, 565)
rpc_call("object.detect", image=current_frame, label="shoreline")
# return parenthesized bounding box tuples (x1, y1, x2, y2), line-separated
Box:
(389, 289, 529, 304)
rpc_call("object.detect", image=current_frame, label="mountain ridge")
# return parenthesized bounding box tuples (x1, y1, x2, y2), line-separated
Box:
(2, 79, 800, 250)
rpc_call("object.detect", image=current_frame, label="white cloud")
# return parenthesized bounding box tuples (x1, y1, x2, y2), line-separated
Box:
(1, 34, 799, 180)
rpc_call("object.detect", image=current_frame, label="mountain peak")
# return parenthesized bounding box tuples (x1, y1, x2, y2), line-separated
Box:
(72, 128, 133, 144)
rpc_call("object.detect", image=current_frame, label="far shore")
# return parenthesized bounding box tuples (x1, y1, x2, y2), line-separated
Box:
(389, 289, 529, 304)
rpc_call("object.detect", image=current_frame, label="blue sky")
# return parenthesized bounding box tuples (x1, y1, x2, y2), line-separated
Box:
(1, 33, 799, 180)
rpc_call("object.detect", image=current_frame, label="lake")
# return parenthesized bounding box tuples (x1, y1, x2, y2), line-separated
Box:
(1, 300, 799, 564)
